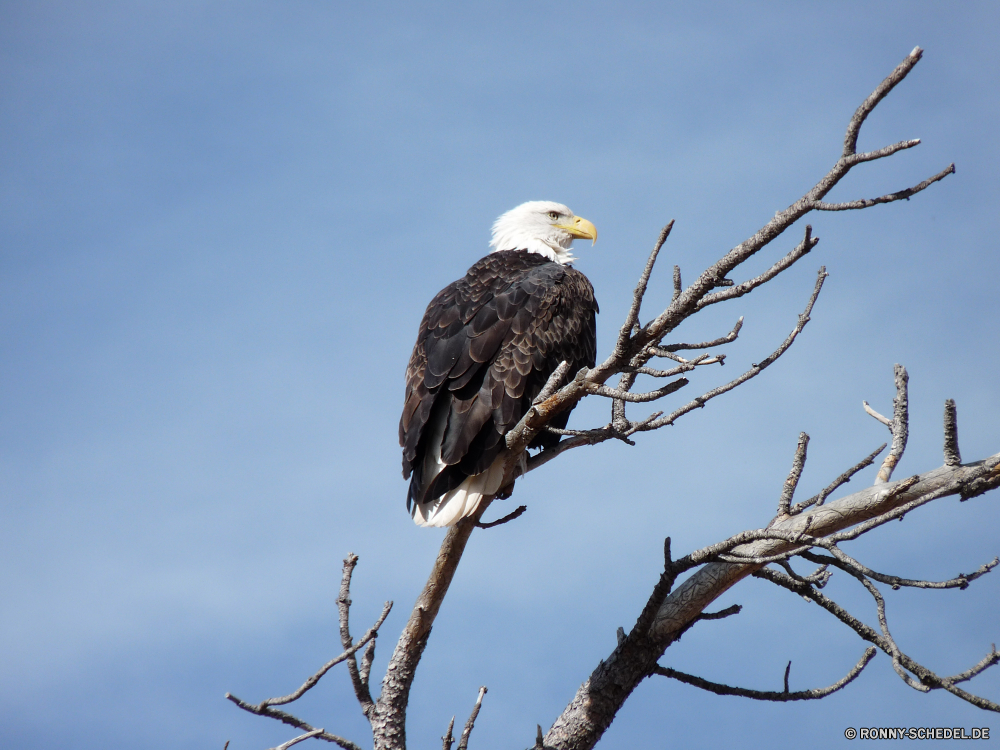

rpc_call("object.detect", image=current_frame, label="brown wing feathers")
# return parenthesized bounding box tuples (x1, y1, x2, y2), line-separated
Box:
(400, 250, 597, 511)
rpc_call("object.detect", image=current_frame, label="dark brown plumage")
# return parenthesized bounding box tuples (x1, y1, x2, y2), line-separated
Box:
(400, 249, 598, 525)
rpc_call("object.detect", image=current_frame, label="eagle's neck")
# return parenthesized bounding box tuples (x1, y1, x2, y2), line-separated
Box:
(490, 241, 574, 265)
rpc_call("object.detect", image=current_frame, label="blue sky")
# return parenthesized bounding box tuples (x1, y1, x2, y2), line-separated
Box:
(2, 2, 998, 748)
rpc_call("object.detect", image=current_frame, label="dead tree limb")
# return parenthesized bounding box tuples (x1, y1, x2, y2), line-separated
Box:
(542, 387, 1000, 750)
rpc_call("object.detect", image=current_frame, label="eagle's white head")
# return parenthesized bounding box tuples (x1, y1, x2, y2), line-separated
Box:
(489, 201, 598, 265)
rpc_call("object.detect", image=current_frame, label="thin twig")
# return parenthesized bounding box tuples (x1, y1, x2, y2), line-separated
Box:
(944, 399, 961, 467)
(696, 604, 742, 621)
(800, 550, 999, 592)
(863, 402, 892, 427)
(875, 365, 909, 484)
(942, 645, 999, 685)
(589, 378, 688, 403)
(456, 687, 487, 750)
(337, 555, 375, 717)
(791, 443, 886, 514)
(359, 639, 377, 689)
(442, 716, 455, 750)
(843, 46, 923, 157)
(697, 226, 818, 308)
(613, 222, 674, 361)
(223, 695, 364, 750)
(850, 138, 921, 164)
(653, 648, 875, 702)
(811, 165, 955, 211)
(534, 361, 571, 405)
(270, 728, 325, 750)
(778, 559, 831, 587)
(777, 433, 809, 516)
(753, 567, 1000, 711)
(643, 269, 827, 432)
(650, 317, 743, 354)
(476, 505, 527, 528)
(259, 601, 392, 708)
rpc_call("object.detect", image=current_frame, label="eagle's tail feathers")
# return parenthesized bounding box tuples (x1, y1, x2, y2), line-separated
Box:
(410, 452, 507, 527)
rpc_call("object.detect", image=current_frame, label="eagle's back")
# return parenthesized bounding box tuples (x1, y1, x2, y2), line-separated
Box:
(400, 250, 597, 514)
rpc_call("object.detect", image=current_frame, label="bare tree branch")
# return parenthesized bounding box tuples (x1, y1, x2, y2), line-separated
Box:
(649, 451, 1000, 640)
(640, 269, 827, 432)
(613, 222, 675, 362)
(875, 365, 909, 484)
(649, 316, 743, 354)
(753, 567, 1000, 711)
(811, 164, 955, 211)
(851, 138, 921, 163)
(441, 717, 455, 750)
(534, 361, 572, 406)
(338, 554, 375, 717)
(696, 604, 742, 622)
(777, 433, 810, 516)
(864, 401, 892, 427)
(791, 443, 886, 514)
(653, 647, 876, 701)
(456, 687, 487, 750)
(260, 601, 392, 709)
(696, 225, 818, 308)
(224, 695, 364, 750)
(476, 505, 527, 528)
(269, 728, 325, 750)
(843, 47, 923, 157)
(944, 398, 962, 467)
(588, 378, 688, 403)
(800, 550, 999, 591)
(628, 353, 725, 378)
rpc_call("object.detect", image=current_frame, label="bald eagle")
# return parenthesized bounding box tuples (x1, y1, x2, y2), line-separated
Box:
(399, 201, 599, 527)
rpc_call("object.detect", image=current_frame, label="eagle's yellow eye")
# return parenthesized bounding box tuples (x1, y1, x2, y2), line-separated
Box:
(548, 211, 559, 219)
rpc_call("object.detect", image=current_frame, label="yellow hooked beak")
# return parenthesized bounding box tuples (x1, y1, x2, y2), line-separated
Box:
(556, 215, 598, 245)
